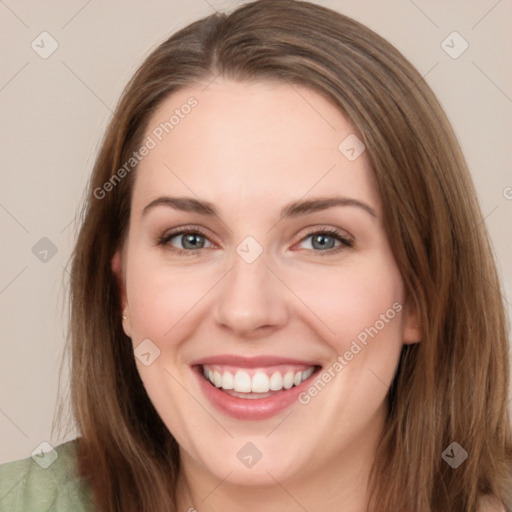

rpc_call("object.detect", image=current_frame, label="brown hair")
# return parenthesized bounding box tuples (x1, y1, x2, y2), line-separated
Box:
(55, 0, 512, 510)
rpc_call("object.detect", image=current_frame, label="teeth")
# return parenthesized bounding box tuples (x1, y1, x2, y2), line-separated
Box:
(221, 371, 234, 390)
(234, 370, 252, 392)
(269, 372, 283, 391)
(251, 373, 270, 393)
(202, 365, 316, 393)
(302, 367, 314, 380)
(283, 371, 294, 389)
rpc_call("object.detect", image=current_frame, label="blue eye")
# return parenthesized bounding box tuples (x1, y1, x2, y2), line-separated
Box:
(297, 229, 353, 254)
(158, 229, 213, 254)
(157, 227, 353, 256)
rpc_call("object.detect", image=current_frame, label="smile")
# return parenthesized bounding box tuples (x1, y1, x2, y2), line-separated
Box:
(191, 355, 322, 420)
(202, 364, 315, 396)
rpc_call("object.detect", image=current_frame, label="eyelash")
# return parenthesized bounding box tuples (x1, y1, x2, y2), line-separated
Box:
(156, 226, 354, 257)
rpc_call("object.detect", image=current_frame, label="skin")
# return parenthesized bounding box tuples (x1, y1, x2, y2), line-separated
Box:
(112, 79, 421, 512)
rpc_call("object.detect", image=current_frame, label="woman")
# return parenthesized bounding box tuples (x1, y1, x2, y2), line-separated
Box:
(1, 1, 510, 510)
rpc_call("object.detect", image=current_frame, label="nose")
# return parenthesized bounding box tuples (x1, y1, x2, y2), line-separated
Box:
(211, 251, 290, 339)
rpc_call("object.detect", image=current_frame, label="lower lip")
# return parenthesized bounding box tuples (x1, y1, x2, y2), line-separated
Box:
(193, 366, 319, 420)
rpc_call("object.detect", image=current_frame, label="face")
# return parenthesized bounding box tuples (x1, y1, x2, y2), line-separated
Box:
(113, 79, 420, 489)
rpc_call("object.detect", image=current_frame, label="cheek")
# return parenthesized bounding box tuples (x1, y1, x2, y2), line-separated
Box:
(288, 256, 405, 352)
(125, 257, 213, 341)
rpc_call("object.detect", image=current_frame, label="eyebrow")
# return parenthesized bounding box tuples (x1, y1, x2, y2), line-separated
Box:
(142, 195, 377, 220)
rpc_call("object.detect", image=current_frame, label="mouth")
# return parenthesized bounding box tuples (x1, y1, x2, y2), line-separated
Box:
(200, 364, 317, 398)
(191, 356, 322, 420)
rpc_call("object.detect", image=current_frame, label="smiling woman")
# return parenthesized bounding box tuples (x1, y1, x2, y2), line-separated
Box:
(1, 0, 511, 511)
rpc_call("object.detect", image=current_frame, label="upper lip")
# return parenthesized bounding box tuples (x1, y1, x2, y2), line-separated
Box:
(190, 354, 321, 368)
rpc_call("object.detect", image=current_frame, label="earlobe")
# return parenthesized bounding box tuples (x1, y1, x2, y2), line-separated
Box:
(121, 308, 132, 338)
(402, 298, 422, 345)
(111, 250, 132, 337)
(403, 325, 422, 345)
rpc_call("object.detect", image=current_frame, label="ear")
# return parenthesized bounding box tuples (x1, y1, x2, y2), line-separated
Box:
(401, 297, 422, 345)
(111, 249, 132, 337)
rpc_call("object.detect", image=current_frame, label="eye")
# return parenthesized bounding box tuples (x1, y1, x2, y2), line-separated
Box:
(157, 228, 214, 254)
(296, 228, 353, 254)
(156, 226, 353, 256)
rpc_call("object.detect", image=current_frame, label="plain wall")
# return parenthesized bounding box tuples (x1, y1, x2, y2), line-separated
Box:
(1, 0, 511, 463)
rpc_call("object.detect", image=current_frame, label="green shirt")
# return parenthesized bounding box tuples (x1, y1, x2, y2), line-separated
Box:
(0, 439, 95, 511)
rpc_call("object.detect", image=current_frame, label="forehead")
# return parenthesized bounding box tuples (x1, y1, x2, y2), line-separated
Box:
(131, 79, 380, 217)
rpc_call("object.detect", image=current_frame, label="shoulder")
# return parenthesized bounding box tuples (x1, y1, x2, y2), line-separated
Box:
(0, 439, 94, 512)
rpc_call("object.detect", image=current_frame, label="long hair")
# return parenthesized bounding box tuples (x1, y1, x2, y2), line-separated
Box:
(57, 1, 512, 510)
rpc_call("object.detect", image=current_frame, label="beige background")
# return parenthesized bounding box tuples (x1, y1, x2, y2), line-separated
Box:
(1, 0, 511, 464)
